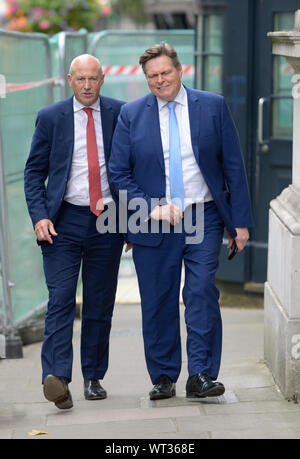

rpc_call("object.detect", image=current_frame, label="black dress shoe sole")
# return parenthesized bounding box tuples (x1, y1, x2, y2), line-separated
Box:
(186, 385, 225, 398)
(43, 375, 73, 409)
(85, 393, 107, 401)
(149, 388, 176, 401)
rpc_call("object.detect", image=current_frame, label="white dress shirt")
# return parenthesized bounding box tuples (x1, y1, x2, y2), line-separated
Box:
(157, 85, 213, 208)
(64, 96, 113, 206)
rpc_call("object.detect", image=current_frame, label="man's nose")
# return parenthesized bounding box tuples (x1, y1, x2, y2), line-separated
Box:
(157, 74, 164, 84)
(83, 79, 91, 88)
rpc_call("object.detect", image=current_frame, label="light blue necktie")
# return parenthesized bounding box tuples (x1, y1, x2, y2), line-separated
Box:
(167, 101, 185, 210)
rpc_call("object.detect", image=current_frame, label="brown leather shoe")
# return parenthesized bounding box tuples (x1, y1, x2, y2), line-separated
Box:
(84, 379, 107, 400)
(43, 375, 73, 409)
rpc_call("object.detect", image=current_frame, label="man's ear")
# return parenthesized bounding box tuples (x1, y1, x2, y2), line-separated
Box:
(100, 73, 105, 87)
(178, 64, 183, 79)
(67, 74, 72, 88)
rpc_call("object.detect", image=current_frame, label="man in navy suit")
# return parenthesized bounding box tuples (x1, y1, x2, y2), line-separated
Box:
(109, 42, 253, 400)
(24, 54, 124, 409)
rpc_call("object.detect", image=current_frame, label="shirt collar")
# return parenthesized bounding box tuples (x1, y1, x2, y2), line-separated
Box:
(157, 84, 186, 111)
(73, 96, 101, 113)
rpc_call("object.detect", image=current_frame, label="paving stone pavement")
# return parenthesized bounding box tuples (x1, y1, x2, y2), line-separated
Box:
(1, 279, 300, 440)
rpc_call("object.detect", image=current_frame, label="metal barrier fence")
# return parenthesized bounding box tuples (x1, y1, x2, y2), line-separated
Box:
(50, 28, 88, 100)
(0, 29, 58, 356)
(88, 30, 194, 101)
(0, 28, 195, 356)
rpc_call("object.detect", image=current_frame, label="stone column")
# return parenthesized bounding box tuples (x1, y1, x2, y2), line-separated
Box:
(264, 11, 300, 399)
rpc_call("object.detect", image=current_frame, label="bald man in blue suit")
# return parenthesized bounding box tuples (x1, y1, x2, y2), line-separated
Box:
(24, 55, 124, 409)
(109, 43, 253, 400)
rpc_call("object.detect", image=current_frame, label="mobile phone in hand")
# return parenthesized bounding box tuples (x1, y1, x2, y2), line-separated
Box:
(227, 240, 238, 260)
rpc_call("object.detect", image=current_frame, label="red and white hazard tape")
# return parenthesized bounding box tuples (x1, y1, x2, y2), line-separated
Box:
(4, 77, 58, 94)
(102, 64, 194, 76)
(103, 65, 143, 75)
(1, 64, 194, 95)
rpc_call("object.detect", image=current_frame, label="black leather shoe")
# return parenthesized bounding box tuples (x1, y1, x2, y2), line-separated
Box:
(149, 375, 176, 400)
(84, 379, 107, 400)
(186, 373, 225, 398)
(43, 375, 73, 409)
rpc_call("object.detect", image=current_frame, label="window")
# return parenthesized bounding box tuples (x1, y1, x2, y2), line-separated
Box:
(195, 14, 223, 93)
(272, 13, 294, 138)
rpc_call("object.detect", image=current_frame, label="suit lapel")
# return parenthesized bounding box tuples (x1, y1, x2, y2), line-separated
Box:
(145, 89, 202, 174)
(100, 96, 114, 164)
(60, 96, 74, 174)
(146, 94, 165, 174)
(186, 87, 202, 158)
(186, 87, 214, 191)
(59, 96, 115, 178)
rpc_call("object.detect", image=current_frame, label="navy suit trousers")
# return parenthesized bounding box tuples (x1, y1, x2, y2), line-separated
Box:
(40, 201, 123, 383)
(132, 201, 224, 384)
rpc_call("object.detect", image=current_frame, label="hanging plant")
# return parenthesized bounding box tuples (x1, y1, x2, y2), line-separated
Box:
(4, 0, 113, 34)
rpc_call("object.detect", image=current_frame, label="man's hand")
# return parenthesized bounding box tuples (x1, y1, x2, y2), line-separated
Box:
(34, 219, 58, 244)
(124, 242, 133, 252)
(149, 204, 183, 226)
(228, 227, 249, 252)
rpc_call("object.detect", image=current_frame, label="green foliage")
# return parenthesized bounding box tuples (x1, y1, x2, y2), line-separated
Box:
(112, 0, 149, 24)
(5, 0, 108, 34)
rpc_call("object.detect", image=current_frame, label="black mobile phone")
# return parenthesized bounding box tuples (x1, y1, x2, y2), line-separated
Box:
(227, 240, 238, 260)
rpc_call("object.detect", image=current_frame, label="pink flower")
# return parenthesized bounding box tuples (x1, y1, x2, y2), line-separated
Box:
(98, 0, 112, 16)
(6, 0, 19, 16)
(101, 6, 112, 16)
(32, 7, 44, 19)
(39, 19, 51, 30)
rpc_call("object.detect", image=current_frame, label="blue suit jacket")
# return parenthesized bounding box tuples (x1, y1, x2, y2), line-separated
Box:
(109, 87, 253, 246)
(24, 95, 124, 227)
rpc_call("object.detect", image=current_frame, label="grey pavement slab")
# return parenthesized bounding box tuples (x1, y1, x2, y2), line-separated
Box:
(1, 303, 300, 440)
